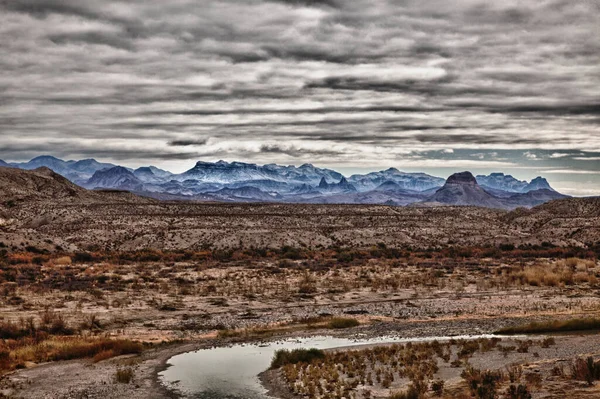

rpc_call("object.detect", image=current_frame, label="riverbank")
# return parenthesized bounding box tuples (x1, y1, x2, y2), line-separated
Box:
(1, 255, 599, 398)
(262, 334, 600, 399)
(3, 316, 600, 398)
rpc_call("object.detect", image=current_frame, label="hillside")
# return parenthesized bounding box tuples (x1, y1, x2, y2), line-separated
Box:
(0, 167, 88, 203)
(426, 171, 506, 208)
(423, 172, 566, 209)
(0, 166, 151, 205)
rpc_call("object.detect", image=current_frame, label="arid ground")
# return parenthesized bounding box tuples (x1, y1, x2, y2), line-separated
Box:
(1, 171, 600, 398)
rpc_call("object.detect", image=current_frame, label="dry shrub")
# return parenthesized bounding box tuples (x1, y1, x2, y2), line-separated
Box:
(515, 262, 593, 287)
(570, 357, 600, 386)
(54, 256, 72, 265)
(115, 367, 134, 383)
(388, 384, 421, 399)
(524, 372, 542, 389)
(92, 349, 115, 363)
(565, 257, 579, 270)
(461, 366, 505, 399)
(327, 317, 360, 329)
(506, 384, 532, 399)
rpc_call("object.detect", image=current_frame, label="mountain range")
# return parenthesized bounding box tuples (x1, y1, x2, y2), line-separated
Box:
(0, 156, 566, 209)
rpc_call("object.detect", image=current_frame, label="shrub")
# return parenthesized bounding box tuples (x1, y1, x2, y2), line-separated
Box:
(388, 384, 421, 399)
(506, 384, 532, 399)
(431, 379, 444, 396)
(570, 356, 600, 386)
(115, 367, 134, 383)
(461, 366, 505, 399)
(54, 256, 72, 265)
(506, 364, 523, 383)
(73, 252, 94, 263)
(524, 372, 542, 389)
(541, 337, 556, 348)
(327, 317, 360, 329)
(270, 348, 325, 369)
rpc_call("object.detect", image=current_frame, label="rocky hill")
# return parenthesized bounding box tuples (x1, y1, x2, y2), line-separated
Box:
(0, 166, 596, 251)
(0, 167, 151, 205)
(0, 166, 89, 203)
(85, 166, 144, 191)
(424, 172, 567, 209)
(426, 172, 506, 208)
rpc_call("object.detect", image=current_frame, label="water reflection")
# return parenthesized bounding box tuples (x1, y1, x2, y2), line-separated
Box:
(159, 334, 502, 398)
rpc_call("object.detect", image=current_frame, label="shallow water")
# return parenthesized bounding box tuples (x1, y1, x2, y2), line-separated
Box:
(159, 335, 504, 399)
(159, 334, 503, 399)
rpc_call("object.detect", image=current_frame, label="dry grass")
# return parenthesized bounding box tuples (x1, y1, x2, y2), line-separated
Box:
(513, 259, 598, 287)
(0, 336, 143, 373)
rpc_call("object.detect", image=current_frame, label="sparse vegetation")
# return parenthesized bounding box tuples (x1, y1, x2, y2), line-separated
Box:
(270, 348, 326, 369)
(1, 169, 600, 398)
(570, 357, 600, 386)
(327, 317, 360, 329)
(497, 318, 600, 335)
(115, 367, 134, 383)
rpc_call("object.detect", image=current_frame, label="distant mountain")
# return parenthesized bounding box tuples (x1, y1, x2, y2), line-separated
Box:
(476, 173, 555, 193)
(133, 167, 159, 183)
(14, 156, 72, 173)
(295, 188, 429, 206)
(68, 158, 117, 174)
(348, 168, 444, 191)
(425, 172, 568, 209)
(317, 176, 357, 194)
(267, 163, 343, 185)
(2, 156, 567, 209)
(225, 179, 296, 193)
(426, 172, 506, 208)
(0, 159, 9, 167)
(176, 160, 342, 186)
(10, 156, 118, 184)
(85, 166, 143, 191)
(524, 177, 554, 192)
(206, 186, 283, 202)
(504, 189, 567, 208)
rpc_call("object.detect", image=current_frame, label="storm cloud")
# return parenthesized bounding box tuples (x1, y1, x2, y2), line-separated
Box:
(0, 0, 599, 188)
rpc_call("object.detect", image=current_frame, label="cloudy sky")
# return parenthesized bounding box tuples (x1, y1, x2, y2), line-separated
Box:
(0, 0, 599, 195)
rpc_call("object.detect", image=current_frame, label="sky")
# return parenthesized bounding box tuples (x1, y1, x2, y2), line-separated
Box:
(0, 0, 599, 195)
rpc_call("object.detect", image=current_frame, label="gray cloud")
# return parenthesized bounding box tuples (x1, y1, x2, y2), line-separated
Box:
(0, 0, 598, 189)
(168, 139, 209, 147)
(259, 144, 344, 157)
